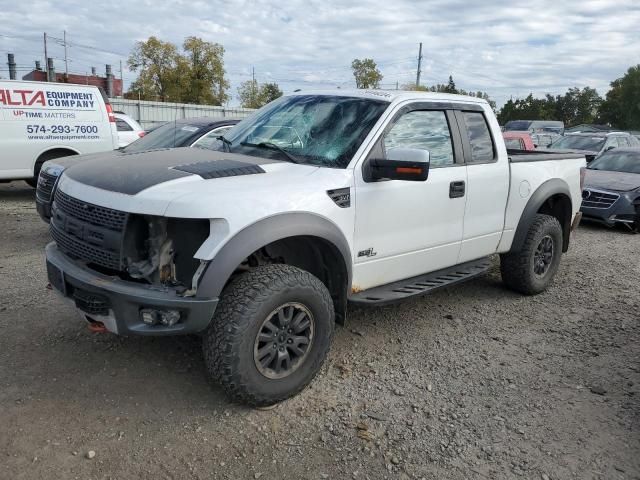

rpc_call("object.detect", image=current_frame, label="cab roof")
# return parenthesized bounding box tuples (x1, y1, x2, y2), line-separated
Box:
(286, 89, 489, 106)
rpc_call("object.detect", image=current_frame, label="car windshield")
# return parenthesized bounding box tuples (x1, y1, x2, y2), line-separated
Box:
(504, 121, 532, 131)
(550, 135, 605, 151)
(212, 95, 388, 168)
(122, 122, 202, 153)
(588, 150, 640, 174)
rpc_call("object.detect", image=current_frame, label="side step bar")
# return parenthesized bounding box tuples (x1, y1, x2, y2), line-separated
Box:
(349, 257, 493, 306)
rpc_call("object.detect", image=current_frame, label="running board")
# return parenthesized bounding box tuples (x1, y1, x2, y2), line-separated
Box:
(349, 257, 493, 306)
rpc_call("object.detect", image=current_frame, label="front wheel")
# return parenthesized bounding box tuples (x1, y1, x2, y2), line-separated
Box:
(202, 264, 334, 406)
(500, 214, 563, 295)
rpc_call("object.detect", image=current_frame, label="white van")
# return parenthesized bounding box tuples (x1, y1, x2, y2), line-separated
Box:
(0, 80, 118, 186)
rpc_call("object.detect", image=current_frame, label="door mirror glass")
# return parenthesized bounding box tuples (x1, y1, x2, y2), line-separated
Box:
(367, 148, 430, 182)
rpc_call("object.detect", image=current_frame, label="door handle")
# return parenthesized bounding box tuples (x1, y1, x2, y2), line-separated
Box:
(449, 181, 465, 198)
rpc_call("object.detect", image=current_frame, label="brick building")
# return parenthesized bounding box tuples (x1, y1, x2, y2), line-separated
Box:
(22, 68, 122, 97)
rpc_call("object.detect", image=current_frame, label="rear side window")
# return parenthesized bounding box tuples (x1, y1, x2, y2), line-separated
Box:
(462, 112, 495, 163)
(504, 138, 523, 150)
(116, 119, 133, 132)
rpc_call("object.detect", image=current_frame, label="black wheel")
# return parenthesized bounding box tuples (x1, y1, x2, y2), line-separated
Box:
(203, 264, 334, 406)
(25, 161, 43, 188)
(500, 214, 563, 295)
(25, 150, 76, 188)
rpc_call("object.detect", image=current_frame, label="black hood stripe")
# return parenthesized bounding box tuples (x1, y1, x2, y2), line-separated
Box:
(63, 147, 280, 195)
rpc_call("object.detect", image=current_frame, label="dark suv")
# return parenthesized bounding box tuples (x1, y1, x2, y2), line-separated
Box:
(549, 132, 640, 162)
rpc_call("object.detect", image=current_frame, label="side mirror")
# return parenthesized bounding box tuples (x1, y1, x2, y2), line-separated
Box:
(366, 148, 430, 182)
(605, 146, 615, 151)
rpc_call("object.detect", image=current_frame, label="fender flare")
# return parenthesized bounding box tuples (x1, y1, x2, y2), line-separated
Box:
(510, 178, 573, 253)
(197, 212, 352, 299)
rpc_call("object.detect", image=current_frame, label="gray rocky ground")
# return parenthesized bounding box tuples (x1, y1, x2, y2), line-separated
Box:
(1, 181, 638, 479)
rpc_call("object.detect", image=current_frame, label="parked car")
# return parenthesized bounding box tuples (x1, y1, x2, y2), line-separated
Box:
(504, 120, 565, 135)
(43, 91, 585, 406)
(503, 131, 535, 150)
(580, 147, 640, 231)
(123, 117, 240, 153)
(0, 79, 118, 186)
(114, 113, 145, 148)
(530, 132, 561, 149)
(548, 132, 640, 162)
(35, 117, 240, 222)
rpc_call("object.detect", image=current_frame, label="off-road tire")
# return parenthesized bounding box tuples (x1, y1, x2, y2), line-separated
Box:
(500, 214, 563, 295)
(203, 264, 334, 407)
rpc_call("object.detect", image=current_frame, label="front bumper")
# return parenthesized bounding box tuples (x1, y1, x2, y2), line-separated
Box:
(580, 188, 639, 227)
(45, 243, 218, 335)
(36, 197, 52, 223)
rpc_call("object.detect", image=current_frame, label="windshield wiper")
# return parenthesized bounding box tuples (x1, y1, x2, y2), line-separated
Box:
(240, 141, 301, 164)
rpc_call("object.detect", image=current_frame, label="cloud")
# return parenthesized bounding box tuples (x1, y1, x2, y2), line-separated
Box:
(0, 0, 638, 106)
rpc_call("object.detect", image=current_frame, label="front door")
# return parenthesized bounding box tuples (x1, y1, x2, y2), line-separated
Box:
(352, 108, 467, 291)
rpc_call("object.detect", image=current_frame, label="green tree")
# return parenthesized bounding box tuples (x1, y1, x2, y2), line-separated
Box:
(127, 36, 230, 105)
(351, 58, 383, 89)
(127, 36, 181, 101)
(400, 83, 428, 91)
(238, 80, 283, 108)
(598, 65, 640, 129)
(181, 36, 229, 105)
(497, 87, 602, 126)
(443, 75, 457, 94)
(260, 82, 283, 104)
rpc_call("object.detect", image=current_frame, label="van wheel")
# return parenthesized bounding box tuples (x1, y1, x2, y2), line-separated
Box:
(202, 264, 334, 407)
(25, 150, 76, 188)
(500, 214, 563, 295)
(25, 161, 44, 188)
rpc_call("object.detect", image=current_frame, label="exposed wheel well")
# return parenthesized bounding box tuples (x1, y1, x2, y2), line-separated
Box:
(229, 235, 349, 324)
(36, 148, 79, 166)
(537, 193, 572, 252)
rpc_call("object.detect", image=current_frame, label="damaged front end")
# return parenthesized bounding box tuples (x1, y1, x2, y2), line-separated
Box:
(122, 215, 210, 295)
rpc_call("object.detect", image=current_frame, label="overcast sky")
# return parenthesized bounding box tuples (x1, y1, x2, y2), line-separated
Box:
(1, 0, 639, 107)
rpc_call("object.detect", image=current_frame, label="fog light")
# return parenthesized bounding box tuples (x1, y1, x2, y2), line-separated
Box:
(140, 308, 181, 326)
(140, 309, 159, 325)
(158, 310, 181, 326)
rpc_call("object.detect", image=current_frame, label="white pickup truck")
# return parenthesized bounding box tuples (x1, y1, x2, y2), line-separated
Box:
(44, 90, 585, 406)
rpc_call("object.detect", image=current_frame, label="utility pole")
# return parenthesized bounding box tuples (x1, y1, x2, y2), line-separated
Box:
(119, 60, 123, 96)
(251, 66, 256, 106)
(63, 30, 68, 78)
(416, 42, 423, 88)
(43, 32, 48, 80)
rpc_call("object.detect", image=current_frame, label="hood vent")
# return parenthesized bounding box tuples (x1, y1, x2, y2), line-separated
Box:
(173, 159, 265, 179)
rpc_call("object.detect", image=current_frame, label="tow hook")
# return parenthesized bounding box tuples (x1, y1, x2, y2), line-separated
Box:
(85, 316, 107, 333)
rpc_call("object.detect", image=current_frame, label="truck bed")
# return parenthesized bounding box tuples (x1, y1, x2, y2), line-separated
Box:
(508, 149, 586, 163)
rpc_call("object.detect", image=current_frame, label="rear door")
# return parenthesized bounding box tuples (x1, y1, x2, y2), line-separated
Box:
(455, 109, 510, 263)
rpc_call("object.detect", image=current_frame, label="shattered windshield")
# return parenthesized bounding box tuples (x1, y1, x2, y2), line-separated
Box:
(212, 95, 388, 168)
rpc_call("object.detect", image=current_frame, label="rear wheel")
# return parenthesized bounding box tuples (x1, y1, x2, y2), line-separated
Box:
(500, 214, 563, 295)
(202, 264, 334, 406)
(25, 150, 76, 188)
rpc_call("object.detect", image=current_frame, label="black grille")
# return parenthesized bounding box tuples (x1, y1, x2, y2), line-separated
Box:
(54, 190, 128, 231)
(51, 190, 127, 271)
(581, 189, 619, 209)
(36, 171, 58, 203)
(72, 288, 110, 315)
(50, 222, 122, 270)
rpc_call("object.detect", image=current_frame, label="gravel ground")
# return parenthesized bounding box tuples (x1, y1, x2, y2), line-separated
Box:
(1, 181, 638, 480)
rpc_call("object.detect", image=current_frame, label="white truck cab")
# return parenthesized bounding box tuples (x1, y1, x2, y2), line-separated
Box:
(0, 80, 118, 185)
(43, 90, 586, 406)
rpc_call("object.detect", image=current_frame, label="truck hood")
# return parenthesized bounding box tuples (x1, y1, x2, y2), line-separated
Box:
(584, 169, 640, 192)
(63, 147, 282, 195)
(57, 147, 352, 218)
